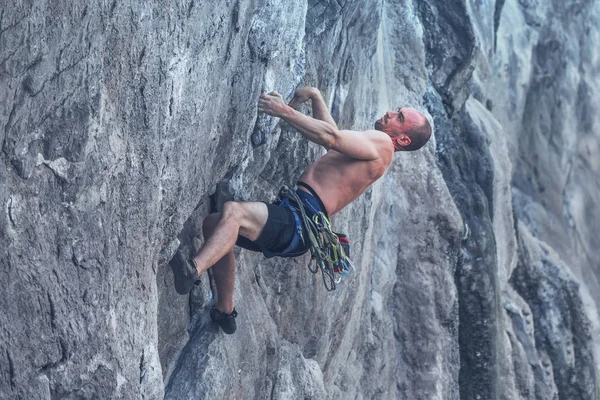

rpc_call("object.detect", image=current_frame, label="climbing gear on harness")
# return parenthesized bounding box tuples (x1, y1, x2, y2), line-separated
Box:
(334, 234, 351, 274)
(278, 184, 355, 291)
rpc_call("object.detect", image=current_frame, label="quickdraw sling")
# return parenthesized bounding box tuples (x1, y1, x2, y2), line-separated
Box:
(279, 185, 355, 291)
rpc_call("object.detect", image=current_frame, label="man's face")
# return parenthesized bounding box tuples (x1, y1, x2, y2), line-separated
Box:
(375, 108, 404, 133)
(374, 107, 422, 135)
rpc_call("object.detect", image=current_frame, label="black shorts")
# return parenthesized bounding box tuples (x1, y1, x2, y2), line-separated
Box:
(235, 182, 326, 258)
(235, 203, 297, 254)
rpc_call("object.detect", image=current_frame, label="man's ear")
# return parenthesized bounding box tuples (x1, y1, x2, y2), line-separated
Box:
(394, 134, 411, 149)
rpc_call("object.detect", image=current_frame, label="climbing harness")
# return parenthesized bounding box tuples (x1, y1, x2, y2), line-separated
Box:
(278, 185, 355, 291)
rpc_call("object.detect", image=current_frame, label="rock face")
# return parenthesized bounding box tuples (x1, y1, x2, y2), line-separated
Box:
(1, 0, 599, 399)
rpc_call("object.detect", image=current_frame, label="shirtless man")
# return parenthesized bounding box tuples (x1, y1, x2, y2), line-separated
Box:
(171, 87, 432, 334)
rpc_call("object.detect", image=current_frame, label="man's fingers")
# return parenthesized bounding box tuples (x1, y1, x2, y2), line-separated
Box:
(262, 91, 284, 99)
(257, 100, 271, 114)
(259, 90, 284, 114)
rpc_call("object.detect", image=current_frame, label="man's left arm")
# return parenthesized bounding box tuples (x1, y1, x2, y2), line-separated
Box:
(258, 91, 382, 161)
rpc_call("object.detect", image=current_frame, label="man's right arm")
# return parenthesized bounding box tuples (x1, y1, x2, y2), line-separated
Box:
(289, 87, 338, 130)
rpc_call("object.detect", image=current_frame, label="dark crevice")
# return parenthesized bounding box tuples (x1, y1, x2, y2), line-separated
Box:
(128, 6, 136, 30)
(59, 337, 68, 362)
(253, 269, 263, 290)
(139, 74, 149, 129)
(7, 197, 16, 226)
(48, 291, 57, 331)
(269, 376, 276, 400)
(138, 46, 146, 66)
(187, 0, 195, 18)
(493, 0, 507, 51)
(3, 88, 19, 144)
(139, 350, 145, 384)
(231, 0, 240, 32)
(209, 168, 236, 213)
(7, 350, 15, 388)
(416, 0, 476, 113)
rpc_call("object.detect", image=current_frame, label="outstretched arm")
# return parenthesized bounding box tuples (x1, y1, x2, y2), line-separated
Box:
(289, 87, 338, 130)
(259, 91, 384, 161)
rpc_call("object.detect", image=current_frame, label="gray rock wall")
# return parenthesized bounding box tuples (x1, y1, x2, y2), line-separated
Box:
(1, 0, 598, 399)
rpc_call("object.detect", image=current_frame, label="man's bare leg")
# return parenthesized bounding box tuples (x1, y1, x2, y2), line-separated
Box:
(196, 202, 268, 312)
(210, 252, 236, 313)
(202, 214, 236, 314)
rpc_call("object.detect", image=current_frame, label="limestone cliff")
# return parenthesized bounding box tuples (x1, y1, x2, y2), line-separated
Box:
(1, 0, 599, 399)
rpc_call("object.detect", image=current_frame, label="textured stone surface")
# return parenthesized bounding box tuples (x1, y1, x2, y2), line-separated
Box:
(1, 0, 599, 399)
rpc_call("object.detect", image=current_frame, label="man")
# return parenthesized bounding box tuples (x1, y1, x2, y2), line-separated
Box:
(172, 87, 432, 334)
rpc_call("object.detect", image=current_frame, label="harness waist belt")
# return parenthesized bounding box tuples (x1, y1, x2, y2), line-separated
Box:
(297, 181, 328, 218)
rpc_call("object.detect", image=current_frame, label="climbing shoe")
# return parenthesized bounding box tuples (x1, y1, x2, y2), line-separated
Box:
(210, 306, 238, 334)
(170, 251, 199, 295)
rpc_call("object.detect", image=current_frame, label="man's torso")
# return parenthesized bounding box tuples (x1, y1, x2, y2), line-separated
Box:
(298, 149, 392, 215)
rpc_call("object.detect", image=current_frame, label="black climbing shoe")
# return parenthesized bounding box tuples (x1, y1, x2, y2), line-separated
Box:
(210, 306, 238, 334)
(170, 251, 199, 295)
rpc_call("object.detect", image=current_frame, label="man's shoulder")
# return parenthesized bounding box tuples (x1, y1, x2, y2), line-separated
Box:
(362, 129, 394, 157)
(361, 128, 388, 137)
(333, 129, 394, 162)
(361, 129, 393, 143)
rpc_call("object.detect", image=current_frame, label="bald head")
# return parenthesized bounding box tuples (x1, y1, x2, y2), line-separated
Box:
(397, 108, 432, 151)
(375, 107, 432, 151)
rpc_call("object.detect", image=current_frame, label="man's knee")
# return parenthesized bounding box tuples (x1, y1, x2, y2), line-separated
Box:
(222, 201, 243, 220)
(202, 202, 243, 236)
(204, 201, 266, 241)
